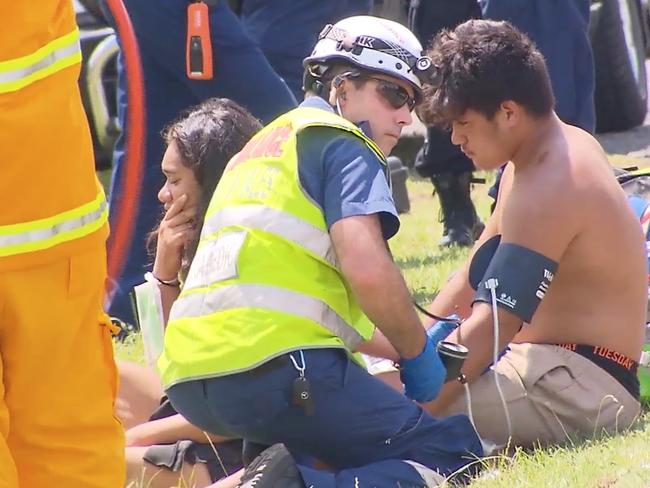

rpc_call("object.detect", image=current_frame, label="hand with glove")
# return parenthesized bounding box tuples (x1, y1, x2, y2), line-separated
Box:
(425, 314, 461, 344)
(399, 334, 447, 403)
(400, 315, 464, 403)
(427, 315, 468, 384)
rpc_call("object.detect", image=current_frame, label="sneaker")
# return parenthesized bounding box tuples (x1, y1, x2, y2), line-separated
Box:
(237, 444, 305, 488)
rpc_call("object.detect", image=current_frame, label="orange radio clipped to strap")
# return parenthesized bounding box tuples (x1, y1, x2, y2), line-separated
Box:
(186, 0, 213, 79)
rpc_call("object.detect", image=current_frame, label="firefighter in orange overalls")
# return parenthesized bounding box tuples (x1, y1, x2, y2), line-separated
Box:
(0, 2, 125, 487)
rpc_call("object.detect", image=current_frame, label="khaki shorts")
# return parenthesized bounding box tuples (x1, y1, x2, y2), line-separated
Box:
(441, 343, 641, 448)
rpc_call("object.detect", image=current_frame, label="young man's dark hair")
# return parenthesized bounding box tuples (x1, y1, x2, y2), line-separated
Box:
(418, 19, 555, 127)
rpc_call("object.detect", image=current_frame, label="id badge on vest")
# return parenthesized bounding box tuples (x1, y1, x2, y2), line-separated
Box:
(184, 231, 247, 290)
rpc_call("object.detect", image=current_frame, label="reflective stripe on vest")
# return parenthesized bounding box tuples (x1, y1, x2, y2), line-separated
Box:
(172, 283, 365, 350)
(0, 29, 81, 93)
(201, 204, 337, 267)
(0, 188, 108, 257)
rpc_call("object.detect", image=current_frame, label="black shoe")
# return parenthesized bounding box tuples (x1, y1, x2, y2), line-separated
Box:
(432, 171, 484, 248)
(438, 214, 485, 247)
(237, 444, 305, 488)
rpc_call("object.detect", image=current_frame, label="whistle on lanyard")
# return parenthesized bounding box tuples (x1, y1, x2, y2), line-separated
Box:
(186, 1, 213, 80)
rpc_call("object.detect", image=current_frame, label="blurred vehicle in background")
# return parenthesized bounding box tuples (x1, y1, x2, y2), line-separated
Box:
(76, 0, 118, 170)
(590, 0, 650, 132)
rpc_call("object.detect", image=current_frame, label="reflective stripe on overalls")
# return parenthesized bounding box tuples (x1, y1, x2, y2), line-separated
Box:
(0, 28, 108, 257)
(0, 29, 82, 94)
(0, 189, 108, 258)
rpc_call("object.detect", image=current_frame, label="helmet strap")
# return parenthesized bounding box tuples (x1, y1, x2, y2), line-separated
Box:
(302, 65, 332, 101)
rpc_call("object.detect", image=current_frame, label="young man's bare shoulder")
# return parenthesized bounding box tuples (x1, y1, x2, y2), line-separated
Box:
(524, 127, 611, 205)
(500, 130, 594, 251)
(564, 128, 621, 203)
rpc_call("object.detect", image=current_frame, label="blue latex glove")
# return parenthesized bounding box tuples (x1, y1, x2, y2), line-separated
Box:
(399, 335, 447, 403)
(426, 315, 461, 344)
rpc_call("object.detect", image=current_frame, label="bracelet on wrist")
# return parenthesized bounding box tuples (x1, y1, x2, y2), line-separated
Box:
(145, 271, 180, 287)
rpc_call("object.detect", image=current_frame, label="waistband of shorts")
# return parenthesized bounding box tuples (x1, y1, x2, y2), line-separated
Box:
(554, 343, 639, 399)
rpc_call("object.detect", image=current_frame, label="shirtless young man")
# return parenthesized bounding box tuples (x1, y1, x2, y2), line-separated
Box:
(417, 19, 647, 447)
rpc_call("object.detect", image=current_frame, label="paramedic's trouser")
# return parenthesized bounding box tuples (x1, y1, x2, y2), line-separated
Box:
(168, 348, 484, 487)
(441, 343, 641, 448)
(0, 246, 125, 487)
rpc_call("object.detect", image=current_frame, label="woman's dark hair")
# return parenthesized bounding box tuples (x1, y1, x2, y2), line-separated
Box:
(418, 19, 555, 127)
(149, 98, 261, 279)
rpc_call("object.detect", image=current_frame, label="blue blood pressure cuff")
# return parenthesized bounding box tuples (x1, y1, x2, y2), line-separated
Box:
(473, 243, 558, 323)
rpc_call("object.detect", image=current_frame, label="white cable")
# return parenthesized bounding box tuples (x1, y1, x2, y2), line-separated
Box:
(462, 381, 475, 427)
(485, 278, 513, 443)
(462, 376, 500, 456)
(458, 278, 512, 455)
(335, 96, 343, 117)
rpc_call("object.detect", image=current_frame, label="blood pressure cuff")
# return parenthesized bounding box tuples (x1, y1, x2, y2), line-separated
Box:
(469, 235, 501, 290)
(473, 243, 558, 323)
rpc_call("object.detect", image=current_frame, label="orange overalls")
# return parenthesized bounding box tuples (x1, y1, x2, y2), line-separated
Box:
(0, 2, 125, 486)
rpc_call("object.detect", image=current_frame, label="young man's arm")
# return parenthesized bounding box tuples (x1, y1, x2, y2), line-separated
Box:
(423, 302, 523, 414)
(424, 166, 579, 414)
(423, 212, 500, 325)
(423, 164, 513, 328)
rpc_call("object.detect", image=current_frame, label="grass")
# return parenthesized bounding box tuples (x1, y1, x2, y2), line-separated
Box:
(115, 167, 650, 487)
(389, 174, 494, 305)
(468, 416, 650, 487)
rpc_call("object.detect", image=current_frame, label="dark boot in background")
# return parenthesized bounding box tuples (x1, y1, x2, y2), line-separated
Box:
(431, 171, 485, 247)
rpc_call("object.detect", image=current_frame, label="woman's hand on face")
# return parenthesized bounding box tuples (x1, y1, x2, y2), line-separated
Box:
(153, 194, 197, 280)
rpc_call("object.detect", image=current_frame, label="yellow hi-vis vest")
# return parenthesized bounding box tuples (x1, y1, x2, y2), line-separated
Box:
(159, 106, 388, 387)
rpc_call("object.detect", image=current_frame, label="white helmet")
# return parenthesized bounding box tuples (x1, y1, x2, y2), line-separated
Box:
(304, 15, 434, 97)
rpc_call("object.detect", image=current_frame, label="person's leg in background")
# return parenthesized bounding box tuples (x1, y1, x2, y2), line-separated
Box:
(116, 359, 164, 430)
(0, 247, 124, 488)
(416, 129, 485, 247)
(238, 0, 373, 100)
(102, 0, 296, 324)
(411, 0, 485, 246)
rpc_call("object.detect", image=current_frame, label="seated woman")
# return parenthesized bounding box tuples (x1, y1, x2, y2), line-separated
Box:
(116, 97, 262, 488)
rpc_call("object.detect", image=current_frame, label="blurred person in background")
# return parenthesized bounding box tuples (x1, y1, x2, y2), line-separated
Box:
(408, 0, 486, 248)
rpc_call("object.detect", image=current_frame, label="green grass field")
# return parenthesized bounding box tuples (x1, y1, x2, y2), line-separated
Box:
(115, 171, 650, 487)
